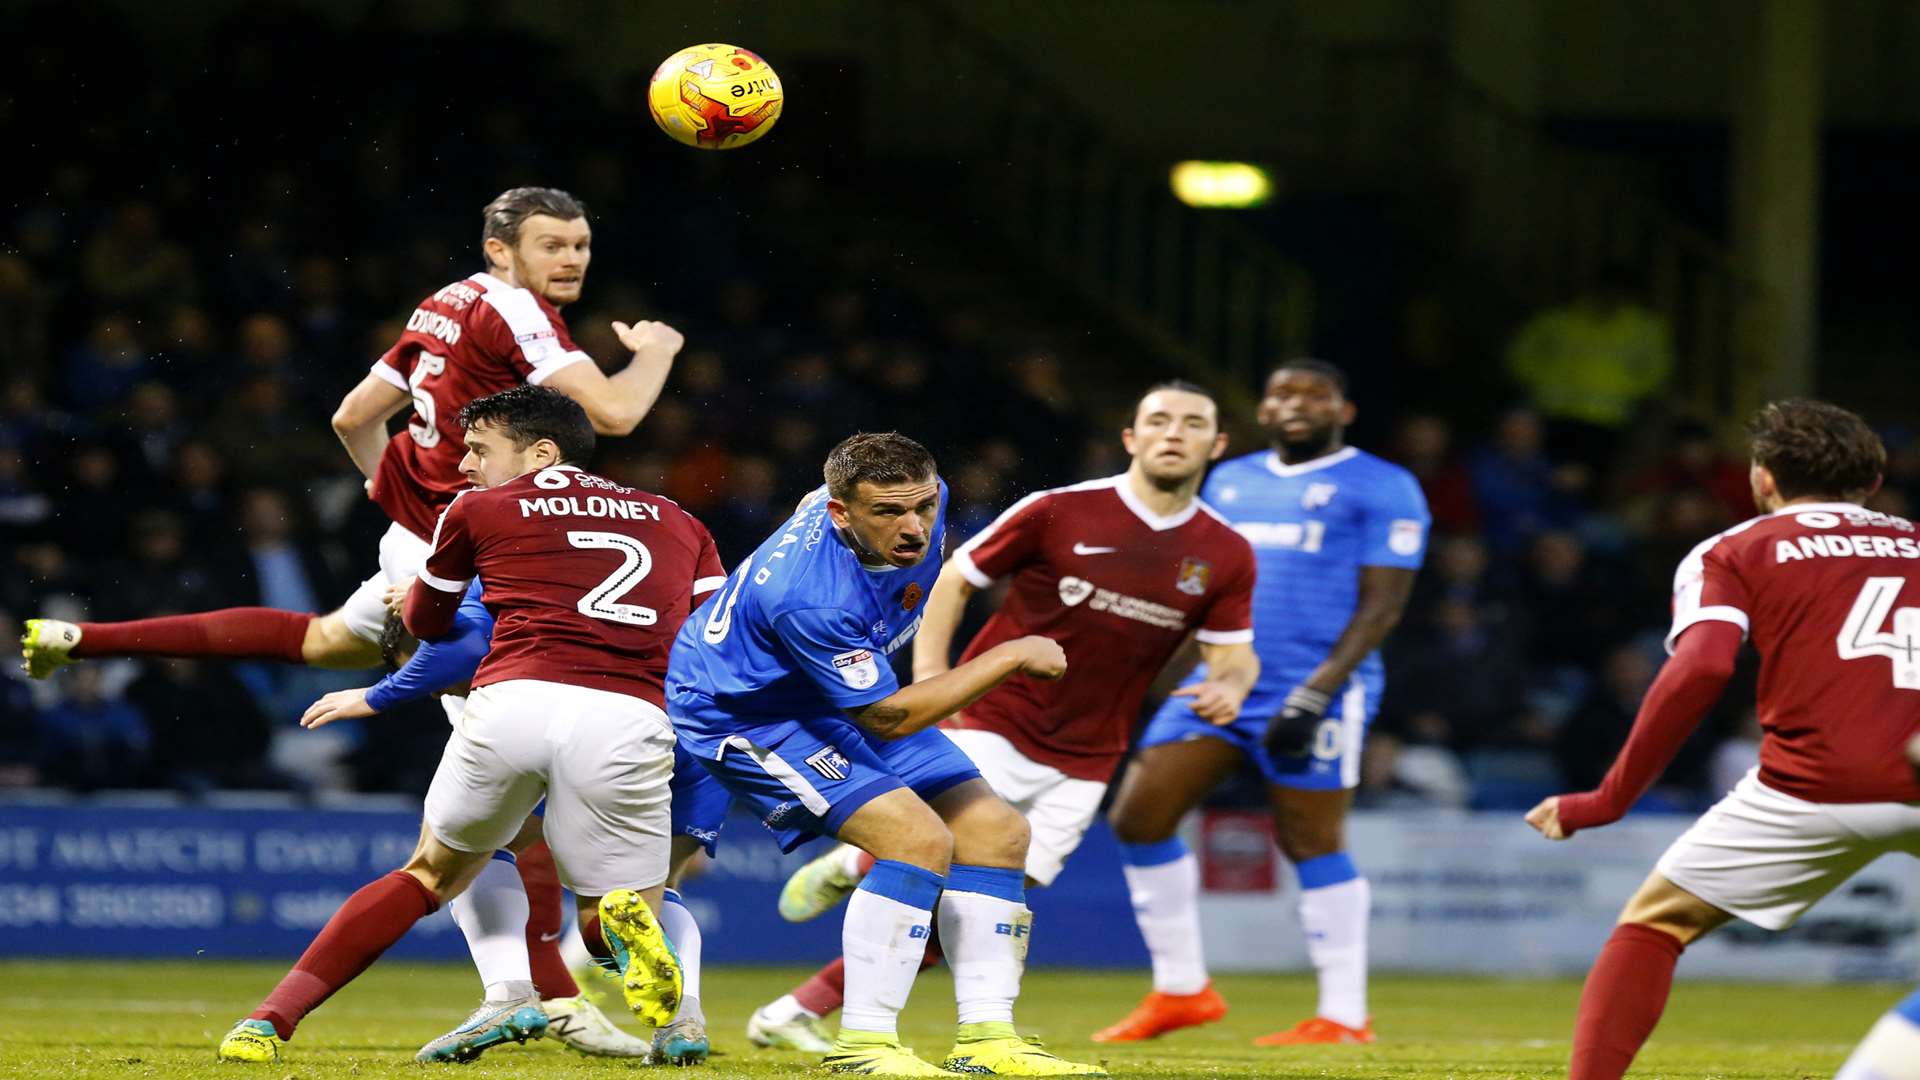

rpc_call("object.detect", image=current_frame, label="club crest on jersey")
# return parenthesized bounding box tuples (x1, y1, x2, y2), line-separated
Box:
(1389, 518, 1425, 556)
(901, 583, 924, 612)
(1058, 576, 1095, 607)
(832, 648, 881, 690)
(1175, 558, 1212, 596)
(1302, 482, 1339, 510)
(805, 746, 853, 782)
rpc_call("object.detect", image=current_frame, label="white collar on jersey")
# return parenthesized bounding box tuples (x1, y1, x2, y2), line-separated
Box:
(1768, 500, 1865, 516)
(1103, 473, 1202, 532)
(470, 271, 513, 292)
(1264, 445, 1358, 478)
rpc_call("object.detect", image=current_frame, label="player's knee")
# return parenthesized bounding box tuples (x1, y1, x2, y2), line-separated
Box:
(954, 800, 1028, 869)
(1275, 824, 1344, 863)
(1108, 806, 1175, 847)
(893, 816, 954, 876)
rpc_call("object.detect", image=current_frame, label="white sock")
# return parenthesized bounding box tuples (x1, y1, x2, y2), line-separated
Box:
(559, 907, 594, 979)
(833, 843, 867, 881)
(1122, 854, 1208, 995)
(1837, 1008, 1920, 1080)
(840, 861, 943, 1036)
(661, 889, 703, 1023)
(762, 993, 819, 1023)
(937, 870, 1029, 1026)
(1298, 876, 1370, 1028)
(451, 855, 532, 1000)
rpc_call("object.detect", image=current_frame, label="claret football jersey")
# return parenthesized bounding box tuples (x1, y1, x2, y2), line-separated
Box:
(369, 272, 592, 540)
(943, 475, 1256, 782)
(1671, 501, 1920, 803)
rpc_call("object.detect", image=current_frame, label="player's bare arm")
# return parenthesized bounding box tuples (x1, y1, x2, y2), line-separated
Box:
(910, 561, 979, 682)
(1171, 640, 1259, 725)
(331, 372, 412, 481)
(1264, 564, 1416, 757)
(849, 635, 1066, 739)
(541, 319, 684, 436)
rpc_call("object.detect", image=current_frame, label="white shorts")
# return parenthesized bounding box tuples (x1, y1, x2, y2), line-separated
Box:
(423, 678, 676, 896)
(1656, 768, 1920, 930)
(944, 727, 1106, 887)
(340, 521, 433, 643)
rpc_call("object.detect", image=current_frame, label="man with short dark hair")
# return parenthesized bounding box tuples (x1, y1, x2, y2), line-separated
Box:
(1527, 399, 1920, 1080)
(1096, 360, 1430, 1047)
(219, 386, 725, 1064)
(748, 382, 1259, 1051)
(668, 432, 1103, 1076)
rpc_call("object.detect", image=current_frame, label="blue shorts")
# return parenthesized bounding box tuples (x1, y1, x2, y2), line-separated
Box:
(678, 717, 981, 853)
(671, 742, 732, 856)
(1138, 671, 1382, 789)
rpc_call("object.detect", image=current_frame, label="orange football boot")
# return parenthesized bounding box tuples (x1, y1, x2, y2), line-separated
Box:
(1253, 1016, 1375, 1046)
(1089, 984, 1228, 1043)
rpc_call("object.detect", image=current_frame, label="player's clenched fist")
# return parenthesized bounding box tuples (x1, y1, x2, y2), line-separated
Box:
(1003, 635, 1068, 680)
(1525, 796, 1567, 840)
(611, 319, 685, 359)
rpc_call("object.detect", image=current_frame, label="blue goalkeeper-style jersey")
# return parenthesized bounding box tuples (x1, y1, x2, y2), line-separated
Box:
(1201, 447, 1429, 690)
(366, 583, 490, 712)
(667, 482, 948, 756)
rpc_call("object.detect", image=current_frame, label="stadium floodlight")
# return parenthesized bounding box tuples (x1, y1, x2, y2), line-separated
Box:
(1169, 161, 1274, 208)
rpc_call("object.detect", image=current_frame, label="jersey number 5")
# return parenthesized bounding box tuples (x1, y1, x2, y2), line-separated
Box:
(569, 531, 657, 626)
(1836, 577, 1920, 690)
(408, 353, 448, 448)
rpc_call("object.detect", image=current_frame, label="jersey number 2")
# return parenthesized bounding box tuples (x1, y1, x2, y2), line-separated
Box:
(569, 531, 657, 626)
(1836, 577, 1920, 690)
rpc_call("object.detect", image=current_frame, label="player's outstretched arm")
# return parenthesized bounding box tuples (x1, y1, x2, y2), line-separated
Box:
(331, 372, 413, 481)
(850, 635, 1065, 740)
(543, 319, 684, 435)
(1172, 640, 1260, 725)
(1530, 620, 1743, 839)
(910, 561, 979, 682)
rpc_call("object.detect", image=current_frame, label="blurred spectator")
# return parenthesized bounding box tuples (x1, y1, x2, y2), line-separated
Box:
(1467, 408, 1580, 553)
(1631, 421, 1753, 524)
(35, 664, 152, 791)
(1388, 414, 1479, 534)
(61, 314, 151, 413)
(1518, 531, 1633, 672)
(237, 488, 329, 614)
(81, 201, 195, 314)
(209, 375, 337, 485)
(1386, 598, 1529, 748)
(110, 510, 231, 619)
(123, 381, 190, 481)
(1505, 264, 1675, 468)
(125, 658, 276, 796)
(1710, 710, 1763, 797)
(1355, 731, 1471, 809)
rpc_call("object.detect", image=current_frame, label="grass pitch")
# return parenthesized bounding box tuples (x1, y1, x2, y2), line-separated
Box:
(0, 960, 1897, 1078)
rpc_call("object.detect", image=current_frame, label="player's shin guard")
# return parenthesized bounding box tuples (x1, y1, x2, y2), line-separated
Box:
(660, 888, 704, 1022)
(76, 608, 312, 662)
(1569, 923, 1684, 1080)
(251, 870, 439, 1039)
(515, 841, 579, 999)
(450, 852, 534, 1001)
(1837, 989, 1920, 1080)
(1119, 839, 1208, 995)
(937, 865, 1028, 1026)
(841, 860, 944, 1037)
(1294, 853, 1369, 1029)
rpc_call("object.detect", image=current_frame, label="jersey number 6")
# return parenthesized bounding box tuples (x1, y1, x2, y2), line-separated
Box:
(568, 531, 657, 626)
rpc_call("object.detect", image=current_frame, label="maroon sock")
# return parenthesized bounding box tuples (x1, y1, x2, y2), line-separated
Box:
(250, 871, 439, 1040)
(579, 914, 614, 964)
(517, 842, 579, 999)
(1570, 923, 1684, 1080)
(77, 608, 312, 663)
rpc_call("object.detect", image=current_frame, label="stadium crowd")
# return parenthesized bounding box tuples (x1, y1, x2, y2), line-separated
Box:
(5, 4, 1919, 815)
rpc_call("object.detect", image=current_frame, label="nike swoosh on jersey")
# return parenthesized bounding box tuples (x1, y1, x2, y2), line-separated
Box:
(540, 930, 564, 942)
(1073, 543, 1119, 555)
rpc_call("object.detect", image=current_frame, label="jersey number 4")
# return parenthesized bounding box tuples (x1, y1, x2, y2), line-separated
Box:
(1837, 577, 1920, 689)
(569, 531, 657, 626)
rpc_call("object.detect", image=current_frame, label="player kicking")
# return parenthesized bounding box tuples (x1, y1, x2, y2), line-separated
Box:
(1095, 360, 1427, 1046)
(28, 187, 681, 1058)
(218, 386, 722, 1063)
(1527, 399, 1920, 1080)
(668, 433, 1103, 1077)
(749, 381, 1260, 1052)
(301, 587, 731, 1064)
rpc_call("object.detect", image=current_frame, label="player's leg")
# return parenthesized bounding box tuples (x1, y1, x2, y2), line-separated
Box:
(1568, 772, 1903, 1080)
(541, 685, 681, 1029)
(219, 824, 496, 1062)
(1838, 987, 1920, 1080)
(1253, 785, 1375, 1045)
(652, 836, 714, 1063)
(1092, 735, 1243, 1043)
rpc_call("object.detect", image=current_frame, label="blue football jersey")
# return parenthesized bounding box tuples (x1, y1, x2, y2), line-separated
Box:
(1201, 447, 1429, 689)
(667, 482, 948, 754)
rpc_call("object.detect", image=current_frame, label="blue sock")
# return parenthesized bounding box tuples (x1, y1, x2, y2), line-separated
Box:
(1118, 837, 1189, 868)
(1294, 851, 1359, 890)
